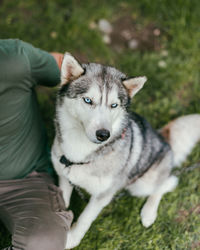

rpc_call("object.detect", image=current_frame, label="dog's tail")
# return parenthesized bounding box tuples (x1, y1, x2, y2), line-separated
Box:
(160, 114, 200, 166)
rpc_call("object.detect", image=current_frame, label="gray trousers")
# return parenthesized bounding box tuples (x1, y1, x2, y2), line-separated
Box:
(0, 171, 73, 250)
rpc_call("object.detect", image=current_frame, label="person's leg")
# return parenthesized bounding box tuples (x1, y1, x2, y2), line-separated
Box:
(0, 172, 73, 250)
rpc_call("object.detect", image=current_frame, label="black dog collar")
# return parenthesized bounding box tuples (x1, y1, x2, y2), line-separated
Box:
(59, 155, 89, 168)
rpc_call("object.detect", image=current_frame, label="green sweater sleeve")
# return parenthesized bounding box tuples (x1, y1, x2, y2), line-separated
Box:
(20, 40, 61, 87)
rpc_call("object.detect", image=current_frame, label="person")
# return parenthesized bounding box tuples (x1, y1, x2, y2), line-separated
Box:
(0, 39, 73, 250)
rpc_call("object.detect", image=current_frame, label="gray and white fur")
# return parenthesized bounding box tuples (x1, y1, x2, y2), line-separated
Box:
(51, 53, 200, 249)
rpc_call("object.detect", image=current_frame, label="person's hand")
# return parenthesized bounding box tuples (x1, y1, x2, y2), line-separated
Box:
(50, 52, 63, 70)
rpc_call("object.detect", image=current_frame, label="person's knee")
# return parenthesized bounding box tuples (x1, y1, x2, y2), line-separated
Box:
(26, 220, 67, 250)
(13, 213, 69, 250)
(26, 227, 67, 250)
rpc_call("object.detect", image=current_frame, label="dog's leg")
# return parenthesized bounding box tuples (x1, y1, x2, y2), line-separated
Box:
(51, 146, 74, 208)
(65, 193, 114, 249)
(59, 175, 73, 208)
(141, 175, 178, 227)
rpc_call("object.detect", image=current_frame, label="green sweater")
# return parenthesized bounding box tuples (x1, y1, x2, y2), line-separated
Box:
(0, 39, 60, 180)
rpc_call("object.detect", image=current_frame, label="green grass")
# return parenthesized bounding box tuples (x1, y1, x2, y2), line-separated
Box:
(0, 0, 200, 249)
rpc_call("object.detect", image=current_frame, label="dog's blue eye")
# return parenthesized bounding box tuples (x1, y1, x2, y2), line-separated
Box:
(83, 97, 93, 105)
(111, 103, 118, 108)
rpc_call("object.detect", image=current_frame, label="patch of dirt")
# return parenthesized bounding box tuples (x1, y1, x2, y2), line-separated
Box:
(72, 52, 90, 63)
(191, 241, 200, 250)
(175, 204, 200, 223)
(110, 15, 163, 52)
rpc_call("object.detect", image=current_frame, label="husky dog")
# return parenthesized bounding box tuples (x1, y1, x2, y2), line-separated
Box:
(51, 53, 200, 249)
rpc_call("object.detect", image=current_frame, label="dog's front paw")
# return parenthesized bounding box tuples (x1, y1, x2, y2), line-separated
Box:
(140, 206, 157, 228)
(65, 231, 80, 249)
(65, 224, 84, 249)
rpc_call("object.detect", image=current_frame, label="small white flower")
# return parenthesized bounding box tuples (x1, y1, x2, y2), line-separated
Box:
(102, 34, 111, 44)
(128, 39, 139, 50)
(161, 50, 168, 57)
(50, 31, 57, 39)
(98, 19, 113, 34)
(158, 60, 167, 68)
(153, 28, 161, 36)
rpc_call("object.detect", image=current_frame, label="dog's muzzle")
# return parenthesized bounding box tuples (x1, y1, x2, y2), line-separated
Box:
(96, 129, 110, 142)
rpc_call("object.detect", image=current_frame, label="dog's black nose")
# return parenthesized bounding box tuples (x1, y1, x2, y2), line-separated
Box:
(96, 129, 110, 142)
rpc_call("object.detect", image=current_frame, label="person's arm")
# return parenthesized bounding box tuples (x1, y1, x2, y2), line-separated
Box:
(19, 40, 62, 87)
(50, 52, 63, 70)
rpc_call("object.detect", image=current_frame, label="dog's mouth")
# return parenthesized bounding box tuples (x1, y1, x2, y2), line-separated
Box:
(92, 139, 104, 144)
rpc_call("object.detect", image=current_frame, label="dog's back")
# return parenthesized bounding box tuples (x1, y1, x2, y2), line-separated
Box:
(127, 112, 171, 182)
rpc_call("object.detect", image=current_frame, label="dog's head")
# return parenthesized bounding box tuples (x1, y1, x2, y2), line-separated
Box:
(58, 53, 147, 144)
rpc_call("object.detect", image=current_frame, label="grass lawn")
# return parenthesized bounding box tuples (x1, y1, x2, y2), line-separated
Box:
(0, 0, 200, 249)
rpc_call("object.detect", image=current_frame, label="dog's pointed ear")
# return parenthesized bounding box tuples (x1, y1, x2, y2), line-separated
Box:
(123, 76, 147, 98)
(61, 53, 84, 86)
